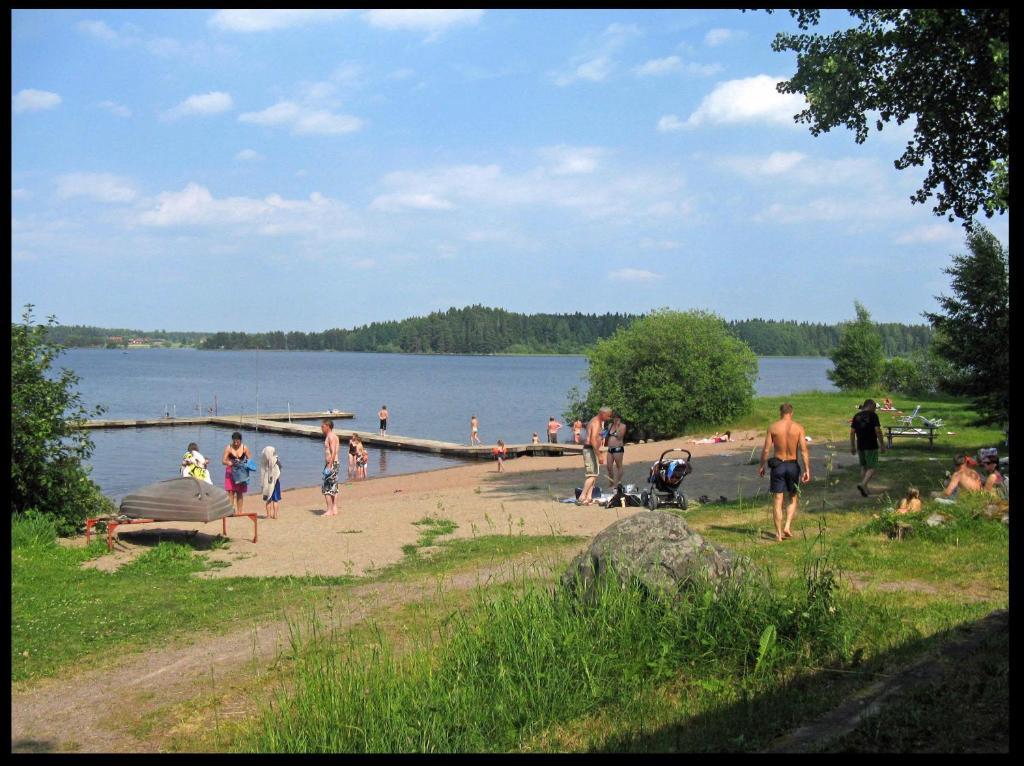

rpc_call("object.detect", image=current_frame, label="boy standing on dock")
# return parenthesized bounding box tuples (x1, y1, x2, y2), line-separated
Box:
(321, 419, 341, 516)
(378, 405, 389, 436)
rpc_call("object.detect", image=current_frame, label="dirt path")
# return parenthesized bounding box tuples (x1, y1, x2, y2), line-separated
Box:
(10, 546, 575, 754)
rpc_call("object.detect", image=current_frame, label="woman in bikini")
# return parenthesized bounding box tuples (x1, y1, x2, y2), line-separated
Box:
(604, 414, 626, 489)
(222, 431, 251, 514)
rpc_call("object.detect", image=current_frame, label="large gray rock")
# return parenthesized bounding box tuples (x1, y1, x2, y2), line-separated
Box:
(562, 511, 745, 601)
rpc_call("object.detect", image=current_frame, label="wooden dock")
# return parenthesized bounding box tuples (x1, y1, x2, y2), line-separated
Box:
(78, 411, 354, 429)
(222, 418, 584, 460)
(78, 411, 581, 460)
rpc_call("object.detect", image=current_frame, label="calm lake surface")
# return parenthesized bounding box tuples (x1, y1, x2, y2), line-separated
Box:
(62, 349, 835, 500)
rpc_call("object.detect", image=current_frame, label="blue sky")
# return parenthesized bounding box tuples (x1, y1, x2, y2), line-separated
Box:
(11, 9, 1008, 332)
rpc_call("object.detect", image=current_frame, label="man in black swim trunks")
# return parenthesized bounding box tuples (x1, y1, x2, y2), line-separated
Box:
(758, 402, 812, 541)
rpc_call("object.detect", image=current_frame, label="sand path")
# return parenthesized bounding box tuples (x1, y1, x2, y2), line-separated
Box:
(72, 431, 849, 578)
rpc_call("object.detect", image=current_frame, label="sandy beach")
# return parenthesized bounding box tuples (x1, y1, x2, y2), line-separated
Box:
(83, 429, 842, 579)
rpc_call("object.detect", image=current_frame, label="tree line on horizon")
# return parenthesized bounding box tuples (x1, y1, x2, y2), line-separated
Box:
(43, 305, 933, 357)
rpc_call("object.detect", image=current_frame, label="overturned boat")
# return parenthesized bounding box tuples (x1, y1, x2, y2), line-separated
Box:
(119, 477, 235, 522)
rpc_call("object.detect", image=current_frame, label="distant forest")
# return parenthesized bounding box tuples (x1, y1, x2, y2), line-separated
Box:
(43, 306, 933, 357)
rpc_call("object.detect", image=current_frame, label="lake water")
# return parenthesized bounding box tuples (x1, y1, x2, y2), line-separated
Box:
(61, 349, 835, 501)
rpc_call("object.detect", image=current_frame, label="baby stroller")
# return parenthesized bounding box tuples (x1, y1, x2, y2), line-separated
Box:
(640, 448, 692, 510)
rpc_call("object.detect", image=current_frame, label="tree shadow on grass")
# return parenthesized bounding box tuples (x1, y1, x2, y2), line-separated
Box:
(586, 610, 1008, 753)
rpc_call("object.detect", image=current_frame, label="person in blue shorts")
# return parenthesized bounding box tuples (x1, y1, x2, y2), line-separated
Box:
(758, 403, 812, 541)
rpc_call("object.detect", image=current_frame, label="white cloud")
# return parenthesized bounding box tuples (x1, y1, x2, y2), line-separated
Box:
(635, 55, 720, 77)
(364, 9, 483, 37)
(609, 268, 661, 282)
(97, 100, 132, 117)
(56, 173, 137, 203)
(554, 56, 613, 86)
(717, 151, 885, 188)
(552, 22, 641, 87)
(13, 89, 61, 113)
(239, 101, 362, 135)
(372, 160, 688, 223)
(752, 194, 914, 225)
(351, 257, 377, 270)
(137, 183, 353, 237)
(635, 56, 683, 76)
(209, 9, 349, 32)
(704, 28, 745, 47)
(164, 91, 233, 120)
(656, 115, 685, 133)
(540, 146, 604, 175)
(234, 149, 262, 162)
(12, 188, 32, 200)
(370, 192, 456, 212)
(685, 75, 806, 128)
(638, 238, 681, 251)
(894, 224, 964, 246)
(77, 19, 118, 41)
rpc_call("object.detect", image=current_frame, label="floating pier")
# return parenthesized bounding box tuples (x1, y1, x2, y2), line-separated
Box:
(79, 411, 581, 460)
(217, 418, 583, 460)
(78, 411, 354, 429)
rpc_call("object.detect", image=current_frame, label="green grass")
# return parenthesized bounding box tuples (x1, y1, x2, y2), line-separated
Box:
(722, 390, 1005, 454)
(10, 510, 579, 686)
(240, 543, 855, 753)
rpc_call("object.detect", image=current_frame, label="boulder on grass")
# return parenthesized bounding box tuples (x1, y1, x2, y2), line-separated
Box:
(562, 511, 746, 602)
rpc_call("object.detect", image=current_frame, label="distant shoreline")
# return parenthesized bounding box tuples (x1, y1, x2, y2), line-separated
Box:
(68, 347, 832, 360)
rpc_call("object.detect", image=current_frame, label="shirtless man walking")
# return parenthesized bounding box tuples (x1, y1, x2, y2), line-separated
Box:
(321, 419, 341, 516)
(758, 403, 812, 541)
(470, 415, 481, 445)
(578, 406, 612, 505)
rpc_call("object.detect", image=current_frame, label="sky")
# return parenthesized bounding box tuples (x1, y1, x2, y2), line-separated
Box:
(11, 9, 1009, 332)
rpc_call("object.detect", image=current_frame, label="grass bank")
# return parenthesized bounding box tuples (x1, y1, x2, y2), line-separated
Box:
(10, 511, 579, 686)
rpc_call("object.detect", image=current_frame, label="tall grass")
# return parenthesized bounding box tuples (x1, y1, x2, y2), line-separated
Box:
(245, 547, 853, 753)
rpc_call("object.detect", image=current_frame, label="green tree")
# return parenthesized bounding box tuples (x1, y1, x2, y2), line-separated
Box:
(768, 9, 1009, 224)
(567, 309, 758, 439)
(11, 306, 113, 535)
(828, 302, 884, 390)
(923, 227, 1009, 425)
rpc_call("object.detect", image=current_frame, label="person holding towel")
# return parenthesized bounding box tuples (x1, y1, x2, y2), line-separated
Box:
(181, 442, 213, 484)
(260, 445, 283, 519)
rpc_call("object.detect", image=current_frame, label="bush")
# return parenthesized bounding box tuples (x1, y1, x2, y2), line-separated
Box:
(11, 305, 114, 535)
(566, 309, 758, 439)
(880, 350, 957, 398)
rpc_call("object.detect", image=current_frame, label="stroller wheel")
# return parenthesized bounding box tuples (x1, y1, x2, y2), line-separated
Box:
(646, 492, 660, 511)
(676, 494, 688, 511)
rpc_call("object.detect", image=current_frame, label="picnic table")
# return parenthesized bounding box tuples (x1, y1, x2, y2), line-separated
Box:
(885, 424, 937, 449)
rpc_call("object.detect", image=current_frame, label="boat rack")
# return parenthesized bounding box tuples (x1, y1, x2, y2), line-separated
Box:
(85, 512, 259, 551)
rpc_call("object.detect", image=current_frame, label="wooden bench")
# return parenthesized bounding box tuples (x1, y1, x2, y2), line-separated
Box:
(885, 425, 937, 449)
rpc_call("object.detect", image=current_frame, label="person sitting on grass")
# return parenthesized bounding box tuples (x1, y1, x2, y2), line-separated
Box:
(980, 455, 1006, 497)
(934, 454, 984, 502)
(895, 487, 922, 514)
